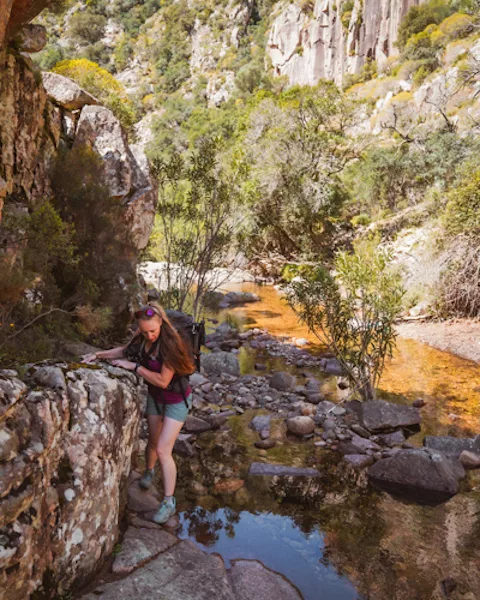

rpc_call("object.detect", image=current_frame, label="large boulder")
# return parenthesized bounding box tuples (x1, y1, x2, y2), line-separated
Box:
(14, 23, 46, 52)
(368, 448, 465, 504)
(42, 72, 100, 111)
(222, 291, 260, 305)
(201, 351, 240, 377)
(424, 435, 480, 458)
(74, 106, 157, 250)
(229, 559, 302, 600)
(360, 400, 421, 433)
(249, 462, 321, 477)
(1, 0, 51, 48)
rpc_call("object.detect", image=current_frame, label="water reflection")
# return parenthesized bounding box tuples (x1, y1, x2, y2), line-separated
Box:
(181, 282, 480, 598)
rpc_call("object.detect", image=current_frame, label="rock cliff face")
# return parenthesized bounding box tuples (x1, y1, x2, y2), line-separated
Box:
(267, 0, 424, 87)
(0, 47, 157, 250)
(0, 364, 143, 600)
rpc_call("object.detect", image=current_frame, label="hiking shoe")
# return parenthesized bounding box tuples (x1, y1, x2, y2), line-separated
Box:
(153, 497, 176, 524)
(139, 469, 155, 490)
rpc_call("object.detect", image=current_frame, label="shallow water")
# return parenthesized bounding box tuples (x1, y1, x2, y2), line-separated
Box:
(176, 283, 480, 599)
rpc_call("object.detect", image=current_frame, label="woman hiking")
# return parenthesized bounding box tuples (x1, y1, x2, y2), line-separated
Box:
(82, 303, 194, 524)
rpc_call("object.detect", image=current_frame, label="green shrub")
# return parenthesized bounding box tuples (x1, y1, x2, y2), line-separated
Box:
(396, 0, 455, 50)
(68, 12, 107, 44)
(444, 164, 480, 236)
(351, 213, 372, 227)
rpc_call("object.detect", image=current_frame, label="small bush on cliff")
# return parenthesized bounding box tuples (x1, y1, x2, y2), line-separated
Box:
(285, 238, 405, 400)
(68, 12, 107, 44)
(52, 59, 136, 130)
(396, 0, 455, 50)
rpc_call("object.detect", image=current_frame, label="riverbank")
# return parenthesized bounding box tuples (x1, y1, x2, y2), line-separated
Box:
(397, 319, 480, 364)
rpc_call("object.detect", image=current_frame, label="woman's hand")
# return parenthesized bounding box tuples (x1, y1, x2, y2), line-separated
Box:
(111, 359, 136, 371)
(81, 353, 97, 364)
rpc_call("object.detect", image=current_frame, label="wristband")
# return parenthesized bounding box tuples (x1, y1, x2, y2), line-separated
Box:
(134, 363, 141, 373)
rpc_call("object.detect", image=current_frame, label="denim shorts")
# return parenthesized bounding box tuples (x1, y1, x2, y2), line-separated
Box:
(146, 393, 192, 422)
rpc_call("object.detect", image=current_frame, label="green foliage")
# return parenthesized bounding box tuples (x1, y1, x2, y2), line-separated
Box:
(52, 59, 136, 130)
(236, 81, 360, 260)
(285, 239, 405, 400)
(35, 44, 65, 71)
(68, 12, 107, 43)
(343, 58, 378, 89)
(396, 0, 455, 50)
(112, 0, 162, 35)
(113, 35, 134, 71)
(148, 138, 240, 317)
(351, 213, 372, 227)
(344, 132, 477, 215)
(151, 0, 195, 94)
(444, 162, 480, 236)
(50, 144, 135, 307)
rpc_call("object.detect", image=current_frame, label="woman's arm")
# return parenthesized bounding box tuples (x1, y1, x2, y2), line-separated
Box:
(82, 346, 126, 363)
(137, 363, 175, 389)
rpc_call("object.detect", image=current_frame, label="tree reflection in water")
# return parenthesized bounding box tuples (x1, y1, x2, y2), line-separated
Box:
(182, 506, 242, 546)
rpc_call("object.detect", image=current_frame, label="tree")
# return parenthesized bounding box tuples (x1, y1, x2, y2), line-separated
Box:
(149, 138, 240, 318)
(238, 82, 362, 259)
(285, 240, 405, 400)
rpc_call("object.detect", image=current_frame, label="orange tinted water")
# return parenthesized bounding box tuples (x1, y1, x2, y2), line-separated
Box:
(219, 282, 480, 437)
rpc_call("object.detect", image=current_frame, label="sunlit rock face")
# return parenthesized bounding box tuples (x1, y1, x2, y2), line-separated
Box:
(267, 0, 425, 87)
(0, 365, 143, 600)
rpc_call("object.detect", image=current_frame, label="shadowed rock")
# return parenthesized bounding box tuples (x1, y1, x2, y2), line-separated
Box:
(112, 526, 177, 574)
(368, 448, 465, 504)
(360, 400, 421, 433)
(424, 435, 480, 458)
(249, 462, 321, 477)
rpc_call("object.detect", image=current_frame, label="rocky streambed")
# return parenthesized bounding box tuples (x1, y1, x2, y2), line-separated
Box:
(77, 317, 480, 600)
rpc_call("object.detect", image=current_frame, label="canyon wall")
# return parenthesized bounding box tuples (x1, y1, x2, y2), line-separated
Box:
(267, 0, 424, 87)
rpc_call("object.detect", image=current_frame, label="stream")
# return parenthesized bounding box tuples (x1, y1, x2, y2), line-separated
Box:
(168, 283, 480, 599)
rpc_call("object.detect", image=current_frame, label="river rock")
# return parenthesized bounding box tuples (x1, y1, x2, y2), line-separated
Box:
(368, 448, 465, 504)
(183, 416, 213, 433)
(42, 72, 101, 111)
(270, 371, 295, 392)
(377, 430, 406, 447)
(360, 400, 421, 433)
(424, 435, 480, 458)
(127, 481, 161, 513)
(254, 439, 277, 449)
(459, 450, 480, 469)
(201, 351, 240, 377)
(112, 527, 177, 574)
(229, 559, 302, 600)
(249, 462, 321, 477)
(212, 479, 245, 494)
(286, 416, 315, 436)
(174, 435, 196, 458)
(316, 400, 336, 415)
(323, 359, 344, 375)
(338, 433, 381, 455)
(30, 365, 66, 391)
(250, 415, 271, 433)
(223, 291, 260, 305)
(189, 372, 209, 387)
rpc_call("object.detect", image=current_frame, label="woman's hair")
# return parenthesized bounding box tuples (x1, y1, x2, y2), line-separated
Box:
(137, 302, 195, 376)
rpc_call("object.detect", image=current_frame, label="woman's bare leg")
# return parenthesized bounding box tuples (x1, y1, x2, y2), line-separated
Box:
(156, 417, 184, 496)
(146, 415, 164, 470)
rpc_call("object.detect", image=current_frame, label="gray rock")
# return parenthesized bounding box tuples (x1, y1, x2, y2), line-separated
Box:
(201, 351, 240, 377)
(81, 540, 235, 599)
(323, 359, 344, 375)
(173, 436, 196, 458)
(459, 450, 480, 469)
(184, 416, 213, 433)
(270, 371, 295, 392)
(189, 372, 209, 387)
(223, 291, 260, 305)
(248, 462, 321, 477)
(350, 424, 371, 439)
(286, 416, 315, 436)
(360, 400, 421, 433)
(368, 448, 465, 504)
(42, 72, 101, 111)
(322, 418, 336, 431)
(127, 481, 161, 513)
(15, 24, 47, 52)
(250, 415, 271, 433)
(316, 400, 336, 415)
(32, 366, 66, 391)
(0, 427, 19, 462)
(424, 435, 480, 458)
(332, 405, 346, 416)
(377, 430, 406, 448)
(229, 559, 302, 600)
(112, 527, 177, 574)
(338, 433, 381, 455)
(344, 454, 374, 469)
(254, 439, 277, 450)
(412, 398, 427, 408)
